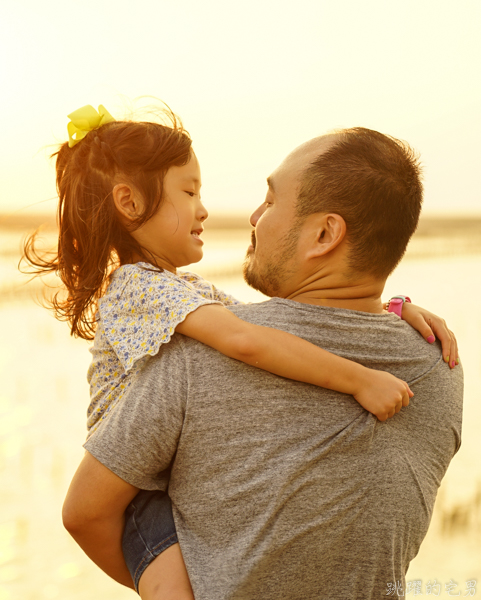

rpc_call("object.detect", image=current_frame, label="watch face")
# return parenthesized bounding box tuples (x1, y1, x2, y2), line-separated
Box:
(392, 298, 403, 304)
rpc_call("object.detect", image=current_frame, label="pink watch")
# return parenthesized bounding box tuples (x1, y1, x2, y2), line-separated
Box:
(387, 295, 411, 319)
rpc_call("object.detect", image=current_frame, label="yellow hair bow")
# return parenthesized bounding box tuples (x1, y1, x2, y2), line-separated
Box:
(67, 104, 116, 148)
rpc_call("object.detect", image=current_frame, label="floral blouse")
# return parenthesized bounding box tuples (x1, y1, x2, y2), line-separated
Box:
(86, 263, 241, 436)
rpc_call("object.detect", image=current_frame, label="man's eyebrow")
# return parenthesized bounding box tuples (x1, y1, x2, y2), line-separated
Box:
(266, 177, 275, 192)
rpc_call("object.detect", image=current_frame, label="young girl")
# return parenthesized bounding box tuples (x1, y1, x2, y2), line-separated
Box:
(24, 104, 448, 599)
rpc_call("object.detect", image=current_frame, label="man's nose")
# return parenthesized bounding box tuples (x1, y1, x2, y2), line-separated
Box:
(249, 204, 264, 227)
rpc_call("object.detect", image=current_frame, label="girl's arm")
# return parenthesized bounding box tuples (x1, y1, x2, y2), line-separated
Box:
(176, 304, 412, 422)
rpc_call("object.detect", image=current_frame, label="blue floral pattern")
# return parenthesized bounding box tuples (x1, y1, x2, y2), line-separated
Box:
(86, 263, 241, 435)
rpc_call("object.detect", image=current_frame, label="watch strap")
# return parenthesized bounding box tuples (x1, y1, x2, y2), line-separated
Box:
(387, 295, 412, 319)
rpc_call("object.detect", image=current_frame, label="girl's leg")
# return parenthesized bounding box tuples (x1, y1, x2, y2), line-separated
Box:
(123, 490, 193, 599)
(138, 543, 194, 600)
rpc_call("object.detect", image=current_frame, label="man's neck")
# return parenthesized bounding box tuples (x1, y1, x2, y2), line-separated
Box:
(282, 272, 386, 314)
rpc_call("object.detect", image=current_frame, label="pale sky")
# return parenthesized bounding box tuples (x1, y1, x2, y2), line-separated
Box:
(1, 0, 480, 219)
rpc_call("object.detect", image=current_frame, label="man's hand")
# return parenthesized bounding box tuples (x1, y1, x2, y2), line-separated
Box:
(400, 303, 459, 369)
(353, 368, 413, 422)
(62, 451, 139, 589)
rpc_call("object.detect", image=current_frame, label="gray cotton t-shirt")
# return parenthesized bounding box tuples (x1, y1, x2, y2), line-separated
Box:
(85, 298, 463, 600)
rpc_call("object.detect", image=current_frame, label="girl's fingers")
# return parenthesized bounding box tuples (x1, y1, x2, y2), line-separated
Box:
(414, 314, 436, 343)
(402, 390, 411, 407)
(439, 327, 459, 369)
(448, 329, 459, 369)
(429, 317, 459, 369)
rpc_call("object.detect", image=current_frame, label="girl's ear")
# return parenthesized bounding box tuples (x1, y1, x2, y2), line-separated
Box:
(112, 183, 142, 222)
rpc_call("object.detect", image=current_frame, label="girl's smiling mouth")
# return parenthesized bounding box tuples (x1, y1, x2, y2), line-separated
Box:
(191, 228, 204, 243)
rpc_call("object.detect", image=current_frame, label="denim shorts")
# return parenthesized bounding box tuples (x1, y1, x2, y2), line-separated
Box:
(122, 489, 178, 592)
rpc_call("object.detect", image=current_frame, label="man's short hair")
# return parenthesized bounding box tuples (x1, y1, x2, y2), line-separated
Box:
(297, 127, 423, 279)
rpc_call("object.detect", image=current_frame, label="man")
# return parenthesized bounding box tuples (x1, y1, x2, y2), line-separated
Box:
(64, 128, 463, 599)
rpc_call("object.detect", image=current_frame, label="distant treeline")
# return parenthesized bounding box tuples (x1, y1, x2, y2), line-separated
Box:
(415, 216, 481, 238)
(1, 212, 481, 237)
(0, 213, 251, 232)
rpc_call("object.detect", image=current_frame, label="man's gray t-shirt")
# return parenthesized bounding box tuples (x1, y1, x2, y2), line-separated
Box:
(85, 298, 463, 600)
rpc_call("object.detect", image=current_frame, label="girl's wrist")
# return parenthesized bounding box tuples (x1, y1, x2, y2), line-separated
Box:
(341, 362, 371, 397)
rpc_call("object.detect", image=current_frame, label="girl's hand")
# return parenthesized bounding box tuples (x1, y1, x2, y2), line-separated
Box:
(353, 369, 413, 422)
(399, 303, 459, 369)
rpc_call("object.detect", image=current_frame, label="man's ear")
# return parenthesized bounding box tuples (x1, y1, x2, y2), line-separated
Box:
(305, 213, 347, 260)
(112, 183, 143, 223)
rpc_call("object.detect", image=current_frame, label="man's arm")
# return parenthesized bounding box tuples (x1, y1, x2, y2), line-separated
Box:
(62, 451, 139, 589)
(64, 336, 189, 586)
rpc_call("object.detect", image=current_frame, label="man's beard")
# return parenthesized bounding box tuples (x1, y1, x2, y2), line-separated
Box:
(242, 227, 300, 297)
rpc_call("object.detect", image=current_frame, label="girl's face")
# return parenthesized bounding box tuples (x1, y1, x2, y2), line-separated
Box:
(132, 152, 207, 272)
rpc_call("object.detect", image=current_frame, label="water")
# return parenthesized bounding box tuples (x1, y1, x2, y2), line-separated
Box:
(1, 225, 480, 599)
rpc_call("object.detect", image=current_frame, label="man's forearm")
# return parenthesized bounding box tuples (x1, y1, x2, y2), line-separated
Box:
(62, 452, 140, 589)
(65, 513, 135, 589)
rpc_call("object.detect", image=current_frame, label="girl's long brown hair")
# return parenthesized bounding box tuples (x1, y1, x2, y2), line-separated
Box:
(22, 108, 192, 340)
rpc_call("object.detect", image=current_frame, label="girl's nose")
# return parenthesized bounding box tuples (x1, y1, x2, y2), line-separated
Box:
(198, 201, 208, 222)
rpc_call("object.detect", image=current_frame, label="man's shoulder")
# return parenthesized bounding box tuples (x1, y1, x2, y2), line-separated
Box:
(168, 297, 454, 388)
(226, 297, 396, 331)
(226, 298, 453, 384)
(227, 298, 277, 317)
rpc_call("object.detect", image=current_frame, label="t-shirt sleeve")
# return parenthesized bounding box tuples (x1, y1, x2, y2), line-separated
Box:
(84, 335, 188, 490)
(99, 266, 221, 373)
